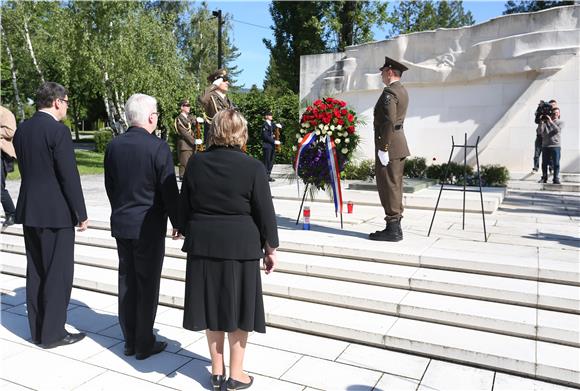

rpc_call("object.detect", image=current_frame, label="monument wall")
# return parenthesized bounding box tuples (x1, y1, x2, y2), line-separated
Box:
(300, 6, 580, 173)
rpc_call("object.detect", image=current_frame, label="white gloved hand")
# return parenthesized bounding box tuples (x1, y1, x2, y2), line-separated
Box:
(274, 140, 281, 145)
(378, 150, 389, 166)
(195, 139, 203, 145)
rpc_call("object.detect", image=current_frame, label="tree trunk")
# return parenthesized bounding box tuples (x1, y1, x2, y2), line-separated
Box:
(24, 18, 45, 83)
(0, 24, 25, 121)
(112, 88, 127, 133)
(102, 71, 119, 135)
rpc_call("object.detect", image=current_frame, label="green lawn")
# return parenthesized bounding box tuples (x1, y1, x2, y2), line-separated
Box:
(6, 150, 105, 180)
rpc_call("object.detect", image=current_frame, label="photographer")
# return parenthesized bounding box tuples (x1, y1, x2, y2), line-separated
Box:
(533, 100, 556, 172)
(537, 106, 563, 184)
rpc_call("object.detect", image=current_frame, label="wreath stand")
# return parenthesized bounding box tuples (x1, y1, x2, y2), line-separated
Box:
(427, 133, 487, 242)
(295, 183, 344, 229)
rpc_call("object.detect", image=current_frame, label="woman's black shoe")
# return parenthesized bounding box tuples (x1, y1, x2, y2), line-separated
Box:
(211, 374, 226, 390)
(226, 376, 253, 391)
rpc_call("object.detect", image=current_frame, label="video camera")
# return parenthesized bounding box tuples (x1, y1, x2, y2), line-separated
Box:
(535, 101, 553, 123)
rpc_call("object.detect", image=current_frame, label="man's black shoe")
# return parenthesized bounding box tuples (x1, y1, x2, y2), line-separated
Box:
(2, 214, 15, 229)
(124, 343, 135, 356)
(40, 332, 85, 349)
(135, 341, 167, 360)
(268, 177, 275, 182)
(553, 178, 561, 185)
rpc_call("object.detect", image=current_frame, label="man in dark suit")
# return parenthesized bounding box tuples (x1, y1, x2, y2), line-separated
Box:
(261, 111, 276, 182)
(13, 82, 88, 348)
(370, 57, 411, 242)
(104, 93, 180, 360)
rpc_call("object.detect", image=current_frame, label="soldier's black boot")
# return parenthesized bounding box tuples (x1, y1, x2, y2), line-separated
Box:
(369, 219, 403, 242)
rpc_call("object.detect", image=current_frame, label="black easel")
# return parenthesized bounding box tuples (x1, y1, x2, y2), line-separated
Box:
(428, 133, 487, 242)
(295, 183, 344, 229)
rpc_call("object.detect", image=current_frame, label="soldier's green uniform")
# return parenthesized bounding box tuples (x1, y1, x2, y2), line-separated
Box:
(198, 69, 235, 145)
(370, 57, 411, 242)
(174, 99, 196, 178)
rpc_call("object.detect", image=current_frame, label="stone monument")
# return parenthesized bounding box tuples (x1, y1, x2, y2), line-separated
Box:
(300, 6, 580, 173)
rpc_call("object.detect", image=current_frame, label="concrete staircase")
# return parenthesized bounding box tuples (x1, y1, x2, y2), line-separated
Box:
(2, 221, 579, 387)
(508, 172, 580, 192)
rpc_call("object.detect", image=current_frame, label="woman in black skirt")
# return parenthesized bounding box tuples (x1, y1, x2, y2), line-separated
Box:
(179, 109, 278, 390)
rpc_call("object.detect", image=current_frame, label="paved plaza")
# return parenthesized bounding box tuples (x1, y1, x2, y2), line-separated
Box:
(1, 169, 579, 390)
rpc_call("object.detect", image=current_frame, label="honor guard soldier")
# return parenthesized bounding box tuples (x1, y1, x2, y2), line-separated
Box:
(198, 69, 235, 145)
(369, 56, 410, 242)
(174, 99, 195, 179)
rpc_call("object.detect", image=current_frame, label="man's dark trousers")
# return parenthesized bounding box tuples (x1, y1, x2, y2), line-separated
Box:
(1, 158, 15, 217)
(263, 145, 275, 178)
(115, 222, 166, 354)
(23, 226, 74, 344)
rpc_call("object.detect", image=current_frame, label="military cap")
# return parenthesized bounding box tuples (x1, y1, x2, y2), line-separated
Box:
(179, 99, 190, 107)
(379, 56, 408, 73)
(264, 110, 273, 116)
(207, 68, 228, 83)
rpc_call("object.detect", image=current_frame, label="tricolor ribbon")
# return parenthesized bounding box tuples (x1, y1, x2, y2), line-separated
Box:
(325, 136, 343, 216)
(294, 131, 316, 174)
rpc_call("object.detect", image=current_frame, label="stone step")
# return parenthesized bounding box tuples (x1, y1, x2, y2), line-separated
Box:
(1, 255, 578, 387)
(4, 223, 578, 287)
(508, 180, 580, 193)
(2, 241, 579, 347)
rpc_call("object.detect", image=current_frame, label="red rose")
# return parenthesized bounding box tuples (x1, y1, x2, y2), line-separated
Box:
(310, 120, 317, 126)
(326, 97, 334, 103)
(347, 125, 355, 134)
(312, 109, 318, 115)
(347, 114, 354, 122)
(322, 116, 330, 124)
(337, 119, 344, 125)
(341, 109, 348, 115)
(339, 101, 346, 107)
(313, 99, 322, 106)
(334, 110, 341, 118)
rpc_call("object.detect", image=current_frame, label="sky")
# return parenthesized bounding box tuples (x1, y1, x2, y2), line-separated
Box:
(208, 1, 509, 89)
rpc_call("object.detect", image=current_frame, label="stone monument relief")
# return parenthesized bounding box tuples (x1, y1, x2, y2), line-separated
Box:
(300, 6, 580, 173)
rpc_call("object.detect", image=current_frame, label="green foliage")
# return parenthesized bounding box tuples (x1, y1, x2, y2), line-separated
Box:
(503, 1, 576, 14)
(389, 0, 475, 37)
(342, 159, 375, 181)
(7, 150, 105, 180)
(263, 2, 327, 93)
(94, 129, 113, 153)
(404, 157, 427, 178)
(480, 165, 509, 187)
(426, 162, 473, 184)
(230, 90, 299, 164)
(424, 162, 509, 187)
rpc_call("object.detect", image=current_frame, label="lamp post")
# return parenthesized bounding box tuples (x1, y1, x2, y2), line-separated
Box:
(212, 9, 223, 69)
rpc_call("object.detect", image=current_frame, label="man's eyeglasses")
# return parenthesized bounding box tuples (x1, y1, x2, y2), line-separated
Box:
(151, 112, 160, 116)
(59, 98, 69, 105)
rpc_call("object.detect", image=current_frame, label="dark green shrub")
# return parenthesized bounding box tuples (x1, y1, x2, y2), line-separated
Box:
(94, 129, 113, 153)
(342, 159, 375, 180)
(404, 157, 427, 178)
(481, 164, 509, 187)
(426, 162, 473, 184)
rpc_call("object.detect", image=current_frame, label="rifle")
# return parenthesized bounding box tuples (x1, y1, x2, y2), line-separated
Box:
(274, 123, 282, 152)
(194, 117, 205, 152)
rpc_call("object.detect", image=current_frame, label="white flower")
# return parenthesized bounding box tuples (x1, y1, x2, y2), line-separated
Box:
(300, 128, 306, 134)
(315, 130, 321, 135)
(318, 124, 324, 129)
(345, 138, 350, 143)
(341, 148, 348, 154)
(296, 133, 301, 139)
(330, 125, 335, 131)
(292, 145, 297, 151)
(321, 128, 327, 134)
(327, 131, 332, 136)
(335, 138, 341, 144)
(344, 131, 349, 137)
(336, 125, 342, 130)
(324, 125, 329, 131)
(304, 122, 310, 128)
(298, 137, 303, 143)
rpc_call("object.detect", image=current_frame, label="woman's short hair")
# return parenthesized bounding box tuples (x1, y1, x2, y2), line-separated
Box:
(208, 109, 248, 148)
(35, 82, 68, 110)
(125, 94, 157, 127)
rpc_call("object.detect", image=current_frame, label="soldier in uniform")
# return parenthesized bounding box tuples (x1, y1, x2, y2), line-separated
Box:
(261, 110, 276, 182)
(198, 69, 235, 146)
(174, 99, 195, 179)
(369, 56, 410, 242)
